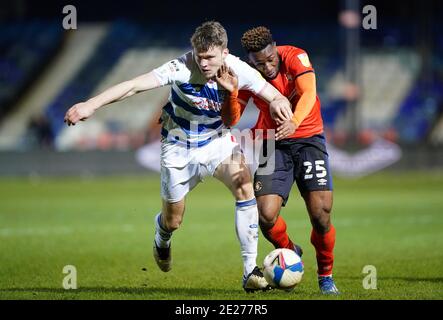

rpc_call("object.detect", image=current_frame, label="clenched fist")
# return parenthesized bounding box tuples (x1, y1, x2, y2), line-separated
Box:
(64, 102, 96, 126)
(269, 98, 293, 124)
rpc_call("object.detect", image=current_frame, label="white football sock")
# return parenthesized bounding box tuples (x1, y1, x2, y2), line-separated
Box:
(154, 212, 172, 248)
(235, 198, 259, 278)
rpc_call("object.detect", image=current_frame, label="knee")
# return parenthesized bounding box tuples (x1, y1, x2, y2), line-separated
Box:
(310, 203, 332, 234)
(258, 201, 279, 228)
(232, 170, 253, 200)
(321, 202, 332, 215)
(162, 201, 185, 231)
(163, 214, 183, 231)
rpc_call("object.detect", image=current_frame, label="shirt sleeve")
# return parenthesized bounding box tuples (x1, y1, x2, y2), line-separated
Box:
(287, 49, 315, 78)
(226, 55, 267, 94)
(152, 55, 190, 86)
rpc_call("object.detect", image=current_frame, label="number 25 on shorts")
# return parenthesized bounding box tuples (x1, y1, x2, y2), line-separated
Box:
(303, 160, 327, 180)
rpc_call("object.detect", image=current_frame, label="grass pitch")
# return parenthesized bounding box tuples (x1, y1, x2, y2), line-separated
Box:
(0, 171, 442, 300)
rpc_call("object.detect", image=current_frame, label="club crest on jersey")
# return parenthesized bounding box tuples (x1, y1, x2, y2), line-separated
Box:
(297, 53, 311, 68)
(165, 61, 179, 74)
(170, 60, 180, 71)
(285, 73, 294, 81)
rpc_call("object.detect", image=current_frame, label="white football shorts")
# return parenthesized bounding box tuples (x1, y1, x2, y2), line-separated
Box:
(160, 133, 241, 203)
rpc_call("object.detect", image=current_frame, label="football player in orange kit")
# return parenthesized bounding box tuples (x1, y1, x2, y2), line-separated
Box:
(219, 26, 339, 294)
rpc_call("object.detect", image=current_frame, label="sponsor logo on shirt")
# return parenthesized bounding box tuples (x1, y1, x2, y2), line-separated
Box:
(297, 53, 311, 68)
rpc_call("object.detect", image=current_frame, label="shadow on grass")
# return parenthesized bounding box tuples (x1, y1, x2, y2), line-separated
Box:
(0, 286, 312, 299)
(0, 287, 237, 297)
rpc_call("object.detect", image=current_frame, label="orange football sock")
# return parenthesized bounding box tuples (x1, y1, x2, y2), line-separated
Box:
(310, 224, 336, 276)
(261, 215, 294, 250)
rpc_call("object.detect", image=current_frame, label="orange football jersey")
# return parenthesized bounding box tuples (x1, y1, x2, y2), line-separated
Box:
(238, 45, 323, 139)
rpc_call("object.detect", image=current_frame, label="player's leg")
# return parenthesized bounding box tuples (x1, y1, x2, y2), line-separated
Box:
(214, 152, 269, 290)
(154, 142, 200, 272)
(303, 190, 333, 234)
(256, 195, 302, 255)
(255, 142, 303, 256)
(302, 190, 338, 294)
(210, 134, 268, 291)
(295, 138, 338, 294)
(153, 198, 185, 272)
(302, 190, 335, 274)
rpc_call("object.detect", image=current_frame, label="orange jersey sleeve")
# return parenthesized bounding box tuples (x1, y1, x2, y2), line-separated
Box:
(219, 90, 252, 127)
(277, 46, 323, 139)
(282, 46, 315, 78)
(237, 90, 253, 109)
(291, 69, 317, 126)
(220, 89, 242, 127)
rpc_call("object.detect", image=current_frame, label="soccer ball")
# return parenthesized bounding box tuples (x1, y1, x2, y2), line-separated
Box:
(263, 248, 304, 290)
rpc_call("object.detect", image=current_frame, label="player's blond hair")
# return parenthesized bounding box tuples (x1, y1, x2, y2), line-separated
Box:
(241, 26, 273, 53)
(191, 21, 228, 52)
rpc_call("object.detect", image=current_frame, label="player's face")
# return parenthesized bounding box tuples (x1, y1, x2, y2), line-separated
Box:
(248, 43, 280, 80)
(194, 46, 228, 79)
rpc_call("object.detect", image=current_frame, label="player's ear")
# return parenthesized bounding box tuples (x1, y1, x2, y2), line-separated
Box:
(222, 47, 229, 58)
(272, 42, 278, 51)
(244, 53, 252, 65)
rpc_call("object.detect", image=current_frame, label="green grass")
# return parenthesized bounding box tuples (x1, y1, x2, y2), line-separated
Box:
(0, 171, 442, 300)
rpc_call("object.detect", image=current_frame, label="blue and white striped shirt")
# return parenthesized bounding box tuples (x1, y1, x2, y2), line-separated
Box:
(153, 51, 266, 148)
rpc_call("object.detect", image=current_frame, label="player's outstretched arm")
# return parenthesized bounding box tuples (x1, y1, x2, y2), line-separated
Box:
(64, 72, 161, 126)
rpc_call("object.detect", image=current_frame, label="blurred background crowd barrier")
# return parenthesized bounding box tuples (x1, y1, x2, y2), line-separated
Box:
(0, 0, 442, 177)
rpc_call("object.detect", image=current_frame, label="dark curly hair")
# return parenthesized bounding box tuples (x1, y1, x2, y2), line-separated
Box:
(241, 26, 274, 53)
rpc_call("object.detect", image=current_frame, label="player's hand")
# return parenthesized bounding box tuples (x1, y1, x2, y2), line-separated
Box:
(64, 102, 96, 126)
(215, 63, 238, 93)
(276, 120, 297, 141)
(269, 98, 293, 124)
